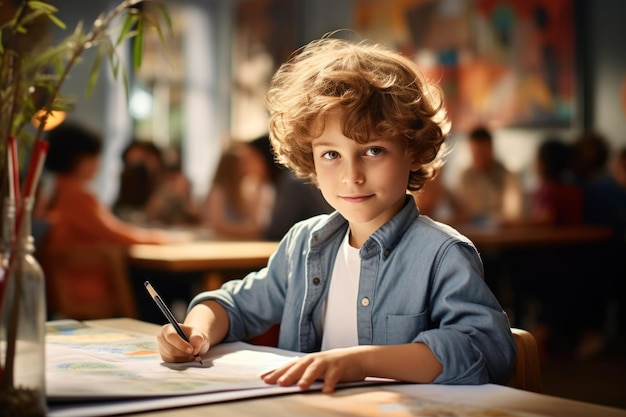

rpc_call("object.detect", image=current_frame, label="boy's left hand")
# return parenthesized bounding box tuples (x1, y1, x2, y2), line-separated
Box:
(260, 347, 367, 393)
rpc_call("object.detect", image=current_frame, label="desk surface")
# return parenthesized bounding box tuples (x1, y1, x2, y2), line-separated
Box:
(127, 241, 279, 272)
(65, 318, 626, 417)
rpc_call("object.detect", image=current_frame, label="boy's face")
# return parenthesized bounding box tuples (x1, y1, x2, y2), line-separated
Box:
(312, 113, 420, 246)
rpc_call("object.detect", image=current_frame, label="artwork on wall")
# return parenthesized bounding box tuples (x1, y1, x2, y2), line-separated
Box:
(353, 0, 576, 132)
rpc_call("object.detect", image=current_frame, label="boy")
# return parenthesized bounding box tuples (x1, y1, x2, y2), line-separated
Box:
(156, 36, 516, 393)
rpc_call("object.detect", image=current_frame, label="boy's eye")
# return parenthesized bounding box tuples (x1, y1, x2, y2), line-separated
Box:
(322, 151, 339, 160)
(366, 147, 384, 156)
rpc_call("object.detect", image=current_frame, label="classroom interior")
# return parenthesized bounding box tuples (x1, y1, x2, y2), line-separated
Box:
(5, 0, 626, 411)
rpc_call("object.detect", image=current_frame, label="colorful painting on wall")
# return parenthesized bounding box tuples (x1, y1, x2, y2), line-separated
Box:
(353, 0, 576, 132)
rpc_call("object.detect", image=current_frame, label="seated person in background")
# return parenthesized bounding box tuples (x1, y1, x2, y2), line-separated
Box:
(143, 147, 200, 226)
(202, 145, 267, 239)
(569, 131, 626, 358)
(156, 37, 515, 393)
(509, 136, 584, 359)
(248, 134, 333, 240)
(113, 140, 164, 224)
(453, 126, 523, 226)
(39, 122, 174, 319)
(527, 136, 583, 226)
(570, 131, 626, 230)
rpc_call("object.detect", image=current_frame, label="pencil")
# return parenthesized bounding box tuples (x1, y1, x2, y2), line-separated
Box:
(144, 281, 203, 364)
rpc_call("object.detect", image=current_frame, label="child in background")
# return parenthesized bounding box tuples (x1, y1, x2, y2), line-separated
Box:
(156, 36, 516, 393)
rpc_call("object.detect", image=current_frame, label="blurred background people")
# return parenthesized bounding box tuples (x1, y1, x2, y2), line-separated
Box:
(453, 126, 523, 226)
(200, 135, 332, 241)
(527, 136, 583, 226)
(37, 122, 174, 320)
(570, 131, 626, 231)
(143, 147, 200, 227)
(202, 145, 267, 239)
(569, 131, 626, 358)
(509, 135, 584, 360)
(112, 140, 164, 224)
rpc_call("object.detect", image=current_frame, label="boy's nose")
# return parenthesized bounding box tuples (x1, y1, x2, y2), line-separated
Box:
(342, 159, 365, 184)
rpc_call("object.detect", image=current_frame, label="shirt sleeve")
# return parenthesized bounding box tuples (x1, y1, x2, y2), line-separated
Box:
(415, 241, 516, 385)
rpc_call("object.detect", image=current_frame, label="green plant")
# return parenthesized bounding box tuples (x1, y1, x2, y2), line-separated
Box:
(0, 0, 171, 162)
(0, 1, 170, 414)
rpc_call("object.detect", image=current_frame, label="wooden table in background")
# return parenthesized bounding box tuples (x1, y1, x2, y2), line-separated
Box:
(456, 224, 614, 250)
(127, 241, 280, 289)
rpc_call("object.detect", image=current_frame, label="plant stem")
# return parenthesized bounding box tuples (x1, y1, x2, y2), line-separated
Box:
(33, 0, 140, 142)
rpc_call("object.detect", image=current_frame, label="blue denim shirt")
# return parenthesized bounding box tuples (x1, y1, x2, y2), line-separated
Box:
(190, 196, 516, 385)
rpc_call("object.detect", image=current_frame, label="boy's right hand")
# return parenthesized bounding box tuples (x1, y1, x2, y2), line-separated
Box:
(156, 323, 210, 363)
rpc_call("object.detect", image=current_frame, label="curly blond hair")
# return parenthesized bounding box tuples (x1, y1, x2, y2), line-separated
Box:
(266, 36, 450, 191)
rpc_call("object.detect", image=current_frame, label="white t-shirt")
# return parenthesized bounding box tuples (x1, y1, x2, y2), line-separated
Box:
(321, 230, 361, 351)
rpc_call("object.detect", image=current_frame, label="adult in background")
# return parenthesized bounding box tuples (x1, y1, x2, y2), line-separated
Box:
(453, 126, 523, 226)
(452, 126, 524, 307)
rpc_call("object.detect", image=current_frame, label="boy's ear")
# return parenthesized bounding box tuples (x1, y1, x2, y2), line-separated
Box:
(408, 151, 421, 172)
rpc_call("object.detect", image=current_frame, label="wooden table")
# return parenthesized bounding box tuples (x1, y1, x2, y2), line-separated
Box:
(128, 241, 279, 272)
(48, 318, 626, 417)
(456, 224, 614, 250)
(127, 240, 279, 289)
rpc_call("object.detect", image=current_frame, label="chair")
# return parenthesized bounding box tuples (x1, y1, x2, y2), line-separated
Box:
(509, 327, 542, 392)
(39, 245, 139, 320)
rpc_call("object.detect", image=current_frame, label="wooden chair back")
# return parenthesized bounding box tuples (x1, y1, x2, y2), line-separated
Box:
(509, 327, 542, 392)
(40, 245, 138, 320)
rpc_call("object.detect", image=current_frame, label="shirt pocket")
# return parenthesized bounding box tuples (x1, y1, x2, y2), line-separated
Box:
(385, 311, 429, 345)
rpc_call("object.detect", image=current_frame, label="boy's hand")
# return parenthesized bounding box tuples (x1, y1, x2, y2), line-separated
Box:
(260, 347, 367, 393)
(156, 323, 210, 363)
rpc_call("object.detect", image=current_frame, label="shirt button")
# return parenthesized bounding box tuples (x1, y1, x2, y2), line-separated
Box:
(313, 277, 320, 285)
(360, 297, 370, 307)
(383, 249, 391, 257)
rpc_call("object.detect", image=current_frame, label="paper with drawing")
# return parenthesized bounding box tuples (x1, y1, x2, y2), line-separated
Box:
(45, 321, 300, 400)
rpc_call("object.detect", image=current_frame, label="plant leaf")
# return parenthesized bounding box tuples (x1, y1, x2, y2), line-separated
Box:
(86, 48, 104, 97)
(116, 13, 139, 46)
(132, 19, 144, 68)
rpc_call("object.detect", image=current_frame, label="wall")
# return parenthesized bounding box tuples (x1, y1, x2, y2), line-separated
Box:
(53, 0, 625, 205)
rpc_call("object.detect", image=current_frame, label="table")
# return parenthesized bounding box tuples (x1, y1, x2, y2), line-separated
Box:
(456, 224, 614, 250)
(127, 241, 279, 272)
(127, 240, 279, 289)
(48, 318, 626, 417)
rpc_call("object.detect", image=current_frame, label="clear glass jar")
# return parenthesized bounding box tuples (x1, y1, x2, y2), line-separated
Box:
(0, 197, 47, 416)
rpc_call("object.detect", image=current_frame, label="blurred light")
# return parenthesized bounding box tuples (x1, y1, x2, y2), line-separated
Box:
(31, 110, 66, 131)
(130, 87, 153, 119)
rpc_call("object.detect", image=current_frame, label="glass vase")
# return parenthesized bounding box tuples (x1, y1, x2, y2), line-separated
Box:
(0, 197, 47, 416)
